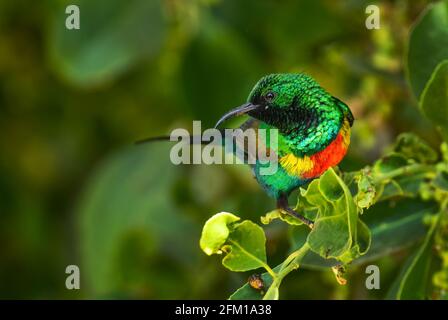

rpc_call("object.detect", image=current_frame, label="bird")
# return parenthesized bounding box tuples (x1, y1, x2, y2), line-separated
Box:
(138, 73, 354, 228)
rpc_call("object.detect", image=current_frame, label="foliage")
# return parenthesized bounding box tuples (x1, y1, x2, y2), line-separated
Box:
(1, 0, 448, 299)
(201, 133, 447, 299)
(198, 1, 448, 299)
(407, 1, 448, 98)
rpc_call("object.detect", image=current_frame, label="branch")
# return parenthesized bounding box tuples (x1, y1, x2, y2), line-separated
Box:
(263, 243, 310, 300)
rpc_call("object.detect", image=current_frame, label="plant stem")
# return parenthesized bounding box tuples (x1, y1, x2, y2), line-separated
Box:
(261, 262, 277, 279)
(373, 163, 434, 183)
(263, 242, 310, 300)
(280, 245, 305, 272)
(278, 242, 310, 277)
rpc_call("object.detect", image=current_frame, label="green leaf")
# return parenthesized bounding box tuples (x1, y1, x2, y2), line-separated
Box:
(200, 214, 268, 272)
(420, 60, 448, 142)
(355, 170, 376, 210)
(78, 145, 199, 297)
(222, 221, 268, 271)
(387, 216, 438, 300)
(289, 199, 437, 269)
(200, 212, 240, 256)
(356, 199, 438, 265)
(260, 209, 302, 226)
(288, 226, 339, 269)
(407, 1, 448, 98)
(49, 0, 166, 86)
(393, 133, 438, 164)
(229, 265, 281, 300)
(372, 153, 410, 175)
(433, 168, 448, 191)
(304, 169, 371, 264)
(376, 179, 404, 200)
(379, 172, 428, 200)
(371, 149, 431, 200)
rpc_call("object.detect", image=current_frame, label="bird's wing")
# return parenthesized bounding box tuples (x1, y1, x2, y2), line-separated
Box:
(332, 96, 354, 126)
(222, 118, 260, 165)
(228, 118, 281, 166)
(137, 117, 275, 166)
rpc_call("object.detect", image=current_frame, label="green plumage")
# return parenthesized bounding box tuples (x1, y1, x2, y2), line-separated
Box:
(145, 73, 354, 226)
(229, 73, 354, 199)
(246, 73, 352, 157)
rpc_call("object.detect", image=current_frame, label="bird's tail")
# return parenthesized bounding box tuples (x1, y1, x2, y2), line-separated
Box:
(135, 134, 217, 146)
(135, 130, 256, 165)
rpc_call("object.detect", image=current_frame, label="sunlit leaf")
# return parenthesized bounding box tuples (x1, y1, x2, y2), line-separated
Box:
(222, 220, 268, 271)
(304, 169, 371, 264)
(200, 212, 240, 256)
(199, 213, 268, 272)
(260, 209, 301, 226)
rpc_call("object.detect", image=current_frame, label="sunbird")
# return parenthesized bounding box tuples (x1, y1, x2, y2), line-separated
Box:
(139, 73, 353, 228)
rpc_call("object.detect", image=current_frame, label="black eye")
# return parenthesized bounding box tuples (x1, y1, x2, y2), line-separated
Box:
(265, 91, 276, 102)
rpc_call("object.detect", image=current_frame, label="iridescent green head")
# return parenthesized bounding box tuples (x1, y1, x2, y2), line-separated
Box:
(247, 73, 319, 110)
(214, 73, 354, 156)
(215, 73, 353, 133)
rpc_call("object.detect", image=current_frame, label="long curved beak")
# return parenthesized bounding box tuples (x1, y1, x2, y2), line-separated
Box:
(214, 103, 260, 128)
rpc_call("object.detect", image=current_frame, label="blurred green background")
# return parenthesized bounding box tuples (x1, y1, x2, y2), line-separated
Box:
(0, 0, 444, 299)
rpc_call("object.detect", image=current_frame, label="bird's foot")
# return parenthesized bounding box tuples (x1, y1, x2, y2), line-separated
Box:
(277, 196, 314, 229)
(281, 206, 314, 229)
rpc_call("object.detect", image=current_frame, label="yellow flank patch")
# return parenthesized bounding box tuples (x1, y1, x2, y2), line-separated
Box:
(279, 118, 351, 178)
(279, 153, 314, 177)
(340, 119, 351, 147)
